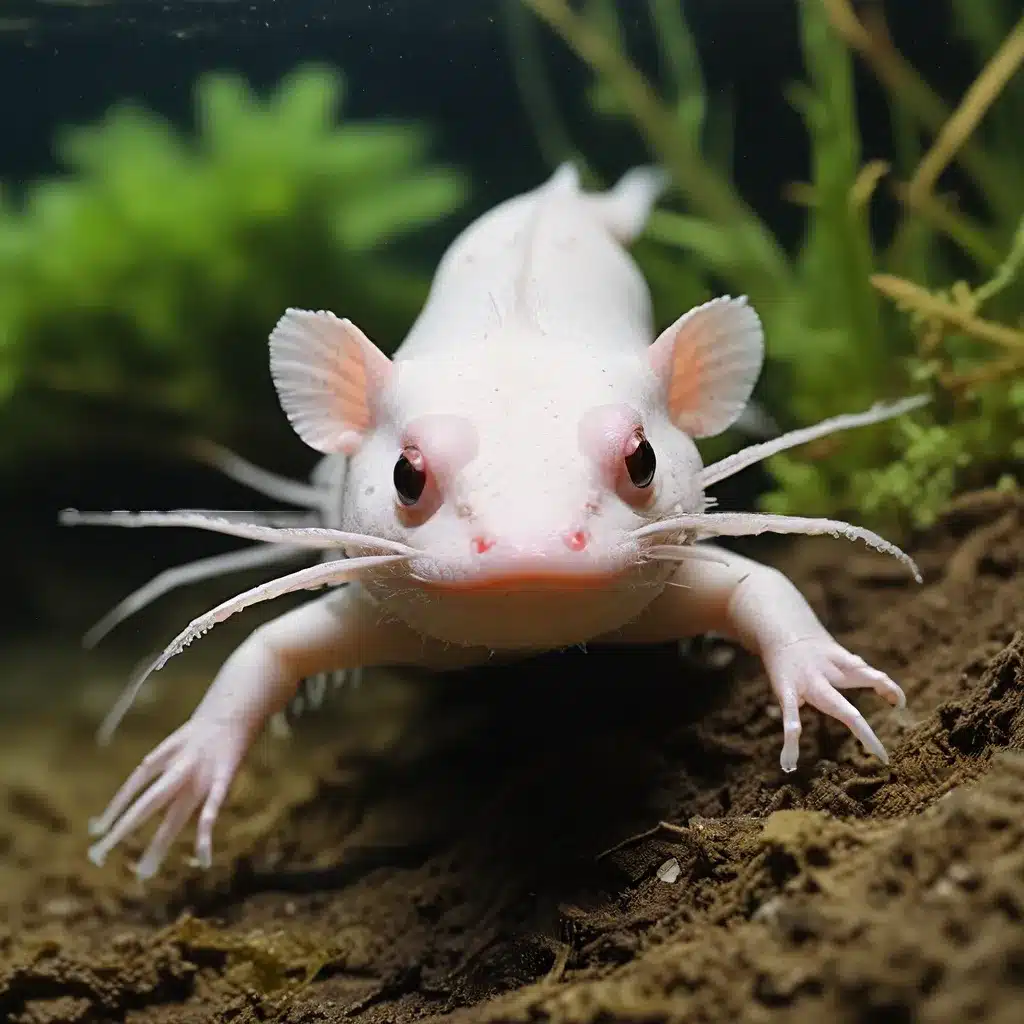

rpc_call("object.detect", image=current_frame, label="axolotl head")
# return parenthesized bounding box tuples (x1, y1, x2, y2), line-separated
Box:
(268, 297, 764, 648)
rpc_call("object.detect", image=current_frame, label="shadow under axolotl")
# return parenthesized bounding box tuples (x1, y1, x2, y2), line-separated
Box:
(171, 637, 754, 920)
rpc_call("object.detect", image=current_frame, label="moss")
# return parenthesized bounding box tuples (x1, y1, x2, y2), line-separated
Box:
(857, 218, 1024, 532)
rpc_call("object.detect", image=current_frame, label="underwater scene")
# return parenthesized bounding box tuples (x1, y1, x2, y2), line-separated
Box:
(1, 0, 1022, 1020)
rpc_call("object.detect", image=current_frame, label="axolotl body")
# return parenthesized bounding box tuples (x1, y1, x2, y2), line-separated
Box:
(66, 164, 925, 880)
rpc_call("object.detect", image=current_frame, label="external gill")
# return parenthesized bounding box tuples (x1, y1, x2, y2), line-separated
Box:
(187, 439, 327, 508)
(700, 395, 930, 490)
(633, 512, 922, 583)
(59, 509, 417, 557)
(60, 445, 375, 739)
(81, 542, 308, 650)
(96, 552, 412, 745)
(634, 394, 930, 584)
(62, 444, 343, 650)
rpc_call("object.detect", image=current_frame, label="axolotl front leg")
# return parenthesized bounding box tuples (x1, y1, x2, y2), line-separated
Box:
(87, 586, 487, 879)
(601, 544, 905, 770)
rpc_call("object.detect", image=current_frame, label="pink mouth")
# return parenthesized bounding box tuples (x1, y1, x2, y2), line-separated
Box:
(418, 568, 620, 594)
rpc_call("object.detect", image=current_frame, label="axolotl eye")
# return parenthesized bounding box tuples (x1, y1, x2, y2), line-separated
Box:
(624, 429, 656, 488)
(394, 446, 427, 506)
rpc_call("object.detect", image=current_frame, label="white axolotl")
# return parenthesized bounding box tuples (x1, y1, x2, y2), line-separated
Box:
(62, 164, 926, 880)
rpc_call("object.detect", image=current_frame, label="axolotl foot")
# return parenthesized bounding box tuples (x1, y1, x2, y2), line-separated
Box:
(761, 636, 906, 772)
(599, 543, 910, 773)
(87, 718, 249, 880)
(83, 586, 477, 879)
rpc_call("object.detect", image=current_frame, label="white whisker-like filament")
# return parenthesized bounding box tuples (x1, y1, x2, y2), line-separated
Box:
(83, 542, 310, 648)
(59, 509, 419, 557)
(633, 511, 921, 582)
(644, 544, 730, 567)
(158, 509, 319, 527)
(186, 439, 328, 509)
(700, 395, 930, 490)
(96, 552, 410, 744)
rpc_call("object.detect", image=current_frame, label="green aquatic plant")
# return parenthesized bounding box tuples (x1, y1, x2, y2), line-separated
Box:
(511, 0, 1023, 535)
(860, 218, 1024, 530)
(0, 65, 467, 465)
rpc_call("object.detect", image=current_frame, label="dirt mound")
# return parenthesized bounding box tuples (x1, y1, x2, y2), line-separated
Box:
(1, 489, 1022, 1023)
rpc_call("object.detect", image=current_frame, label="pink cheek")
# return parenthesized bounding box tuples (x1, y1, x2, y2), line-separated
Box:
(578, 404, 639, 479)
(404, 414, 479, 485)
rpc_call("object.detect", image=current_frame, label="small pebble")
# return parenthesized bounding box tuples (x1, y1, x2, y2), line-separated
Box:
(42, 897, 80, 919)
(707, 644, 737, 669)
(657, 857, 681, 884)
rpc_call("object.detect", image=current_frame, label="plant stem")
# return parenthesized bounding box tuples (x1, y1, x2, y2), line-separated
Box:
(822, 0, 1013, 215)
(520, 0, 790, 289)
(871, 273, 1024, 350)
(500, 0, 583, 172)
(973, 215, 1024, 309)
(907, 14, 1024, 203)
(892, 184, 1002, 269)
(943, 354, 1024, 392)
(647, 0, 703, 111)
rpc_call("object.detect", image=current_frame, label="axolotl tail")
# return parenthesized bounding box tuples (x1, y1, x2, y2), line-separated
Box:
(560, 163, 671, 243)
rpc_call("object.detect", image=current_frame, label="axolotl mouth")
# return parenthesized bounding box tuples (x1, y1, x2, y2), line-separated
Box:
(415, 569, 622, 594)
(370, 540, 676, 651)
(402, 540, 658, 594)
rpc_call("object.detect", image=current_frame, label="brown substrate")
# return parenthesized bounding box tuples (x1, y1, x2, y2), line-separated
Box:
(1, 488, 1022, 1023)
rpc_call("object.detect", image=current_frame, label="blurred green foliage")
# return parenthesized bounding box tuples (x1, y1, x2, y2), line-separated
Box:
(0, 64, 467, 465)
(512, 0, 1023, 536)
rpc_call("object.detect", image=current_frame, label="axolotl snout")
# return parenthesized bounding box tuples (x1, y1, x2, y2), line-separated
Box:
(63, 164, 926, 880)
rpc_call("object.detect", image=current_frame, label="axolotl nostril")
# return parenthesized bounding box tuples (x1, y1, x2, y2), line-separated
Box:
(62, 162, 927, 880)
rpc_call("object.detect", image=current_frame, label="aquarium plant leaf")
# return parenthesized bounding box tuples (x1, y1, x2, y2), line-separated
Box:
(0, 65, 469, 467)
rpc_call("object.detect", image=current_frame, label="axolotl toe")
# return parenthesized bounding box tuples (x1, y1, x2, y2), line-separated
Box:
(64, 163, 926, 880)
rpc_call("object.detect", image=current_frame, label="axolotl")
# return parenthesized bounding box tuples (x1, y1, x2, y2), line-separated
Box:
(63, 164, 926, 880)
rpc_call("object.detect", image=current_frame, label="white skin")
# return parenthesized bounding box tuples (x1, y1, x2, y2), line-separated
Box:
(66, 164, 926, 879)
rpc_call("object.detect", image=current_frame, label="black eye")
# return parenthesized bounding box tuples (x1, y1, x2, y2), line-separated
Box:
(393, 450, 427, 506)
(625, 434, 656, 488)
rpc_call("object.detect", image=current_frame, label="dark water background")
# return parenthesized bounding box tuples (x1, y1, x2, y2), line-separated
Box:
(0, 0, 976, 652)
